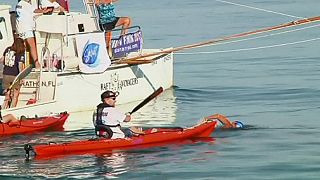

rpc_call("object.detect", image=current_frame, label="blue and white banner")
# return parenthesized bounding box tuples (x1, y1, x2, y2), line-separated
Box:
(111, 30, 143, 58)
(76, 32, 111, 73)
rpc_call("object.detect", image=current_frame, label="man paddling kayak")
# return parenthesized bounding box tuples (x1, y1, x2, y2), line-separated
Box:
(93, 90, 133, 139)
(93, 88, 163, 139)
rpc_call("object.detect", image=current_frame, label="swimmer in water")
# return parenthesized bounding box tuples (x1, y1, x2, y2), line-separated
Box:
(203, 114, 244, 129)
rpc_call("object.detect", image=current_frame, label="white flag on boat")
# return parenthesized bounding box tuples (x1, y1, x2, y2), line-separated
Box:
(76, 32, 111, 74)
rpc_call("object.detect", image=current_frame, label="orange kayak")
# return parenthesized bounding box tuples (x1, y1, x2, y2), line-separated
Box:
(25, 119, 217, 159)
(0, 112, 69, 136)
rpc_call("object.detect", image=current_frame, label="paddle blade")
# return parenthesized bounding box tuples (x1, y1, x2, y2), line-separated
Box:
(8, 65, 33, 91)
(130, 87, 163, 114)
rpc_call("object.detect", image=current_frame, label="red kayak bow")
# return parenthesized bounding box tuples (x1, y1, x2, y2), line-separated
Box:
(0, 112, 69, 136)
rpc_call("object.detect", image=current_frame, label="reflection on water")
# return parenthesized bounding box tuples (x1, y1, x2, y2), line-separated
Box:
(95, 152, 128, 178)
(91, 138, 216, 178)
(64, 88, 178, 130)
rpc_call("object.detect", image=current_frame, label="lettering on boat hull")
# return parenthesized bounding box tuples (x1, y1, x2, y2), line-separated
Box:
(100, 72, 139, 91)
(22, 80, 56, 88)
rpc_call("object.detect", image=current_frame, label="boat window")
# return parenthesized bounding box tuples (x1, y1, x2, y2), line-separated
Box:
(0, 17, 4, 40)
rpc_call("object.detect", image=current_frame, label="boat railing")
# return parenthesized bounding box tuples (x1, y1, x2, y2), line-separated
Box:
(83, 0, 100, 31)
(0, 17, 4, 39)
(0, 7, 14, 56)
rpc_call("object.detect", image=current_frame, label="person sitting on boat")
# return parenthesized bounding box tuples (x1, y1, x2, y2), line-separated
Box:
(204, 114, 244, 129)
(95, 0, 132, 35)
(0, 38, 25, 109)
(15, 0, 52, 69)
(41, 0, 65, 13)
(0, 106, 20, 125)
(93, 90, 132, 139)
(0, 113, 20, 125)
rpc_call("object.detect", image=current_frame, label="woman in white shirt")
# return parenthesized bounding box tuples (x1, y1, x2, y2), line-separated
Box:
(15, 0, 51, 69)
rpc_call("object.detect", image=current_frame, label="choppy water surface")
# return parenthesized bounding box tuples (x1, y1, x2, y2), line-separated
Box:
(1, 0, 320, 179)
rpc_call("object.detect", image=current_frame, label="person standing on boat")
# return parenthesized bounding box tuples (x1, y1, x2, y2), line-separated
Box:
(93, 90, 132, 139)
(41, 0, 65, 13)
(15, 0, 51, 69)
(0, 38, 25, 109)
(95, 0, 132, 35)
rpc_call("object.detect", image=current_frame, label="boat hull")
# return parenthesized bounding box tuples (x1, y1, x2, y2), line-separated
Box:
(3, 53, 173, 117)
(0, 112, 69, 136)
(26, 120, 217, 158)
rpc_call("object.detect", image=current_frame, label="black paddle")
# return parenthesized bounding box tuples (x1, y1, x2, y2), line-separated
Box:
(129, 87, 163, 114)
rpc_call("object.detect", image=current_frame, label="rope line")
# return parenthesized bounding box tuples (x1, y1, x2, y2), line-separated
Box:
(176, 37, 320, 55)
(187, 23, 320, 49)
(215, 0, 305, 19)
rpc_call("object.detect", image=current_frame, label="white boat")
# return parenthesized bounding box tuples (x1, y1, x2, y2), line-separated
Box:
(0, 1, 173, 117)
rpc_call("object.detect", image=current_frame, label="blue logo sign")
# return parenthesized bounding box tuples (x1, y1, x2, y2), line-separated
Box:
(82, 42, 100, 67)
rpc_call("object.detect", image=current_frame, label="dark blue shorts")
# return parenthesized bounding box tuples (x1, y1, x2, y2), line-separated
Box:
(101, 17, 120, 31)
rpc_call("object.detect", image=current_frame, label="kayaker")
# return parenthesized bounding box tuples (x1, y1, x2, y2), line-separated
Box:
(93, 90, 132, 139)
(204, 114, 244, 129)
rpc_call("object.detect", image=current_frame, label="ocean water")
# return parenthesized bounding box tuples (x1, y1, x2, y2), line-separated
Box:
(1, 0, 320, 179)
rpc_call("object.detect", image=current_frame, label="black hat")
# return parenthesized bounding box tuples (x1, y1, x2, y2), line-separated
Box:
(101, 91, 119, 101)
